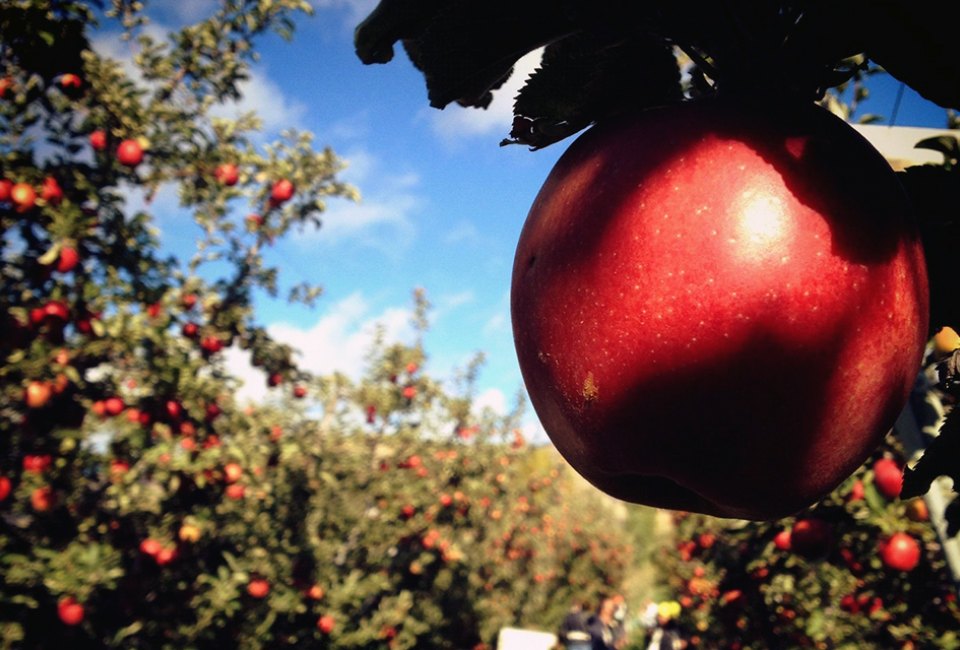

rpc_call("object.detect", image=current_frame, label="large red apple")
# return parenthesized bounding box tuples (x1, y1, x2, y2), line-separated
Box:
(511, 96, 928, 519)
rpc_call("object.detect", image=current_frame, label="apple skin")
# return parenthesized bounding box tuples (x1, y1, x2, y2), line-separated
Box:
(117, 139, 144, 167)
(57, 596, 85, 626)
(511, 96, 929, 520)
(872, 457, 903, 499)
(215, 163, 240, 186)
(880, 532, 921, 572)
(270, 179, 295, 204)
(247, 578, 270, 599)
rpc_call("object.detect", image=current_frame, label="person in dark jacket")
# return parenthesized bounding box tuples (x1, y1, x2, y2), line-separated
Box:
(587, 597, 618, 650)
(558, 601, 592, 650)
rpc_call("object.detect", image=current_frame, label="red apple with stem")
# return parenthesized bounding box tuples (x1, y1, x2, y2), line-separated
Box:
(511, 95, 928, 519)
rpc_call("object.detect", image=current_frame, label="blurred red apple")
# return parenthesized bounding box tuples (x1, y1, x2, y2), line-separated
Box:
(117, 139, 144, 167)
(89, 130, 107, 151)
(873, 457, 903, 499)
(880, 532, 921, 572)
(247, 579, 270, 599)
(317, 614, 335, 634)
(270, 178, 295, 204)
(57, 596, 84, 626)
(215, 162, 239, 186)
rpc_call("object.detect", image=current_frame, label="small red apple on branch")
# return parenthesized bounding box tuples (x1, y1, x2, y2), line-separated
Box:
(270, 178, 295, 205)
(117, 139, 144, 167)
(873, 457, 903, 500)
(214, 163, 240, 186)
(57, 596, 84, 626)
(247, 578, 270, 599)
(880, 532, 921, 572)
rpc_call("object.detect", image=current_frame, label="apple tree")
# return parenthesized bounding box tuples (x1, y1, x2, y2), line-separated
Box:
(651, 425, 960, 648)
(1, 2, 637, 647)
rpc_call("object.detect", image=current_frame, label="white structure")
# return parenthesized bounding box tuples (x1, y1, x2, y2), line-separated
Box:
(853, 124, 956, 170)
(496, 627, 558, 650)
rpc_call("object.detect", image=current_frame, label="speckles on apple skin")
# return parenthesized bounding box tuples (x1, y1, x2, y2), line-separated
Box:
(582, 372, 599, 405)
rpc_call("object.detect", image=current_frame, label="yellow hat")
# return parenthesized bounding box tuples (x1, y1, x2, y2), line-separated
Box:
(657, 601, 682, 620)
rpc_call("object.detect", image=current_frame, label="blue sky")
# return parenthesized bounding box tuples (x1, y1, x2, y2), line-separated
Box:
(99, 1, 954, 436)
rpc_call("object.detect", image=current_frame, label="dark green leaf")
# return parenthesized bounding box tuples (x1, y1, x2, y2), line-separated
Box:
(899, 165, 960, 225)
(901, 408, 960, 499)
(405, 0, 584, 109)
(860, 0, 960, 110)
(504, 32, 681, 149)
(354, 0, 446, 64)
(913, 135, 960, 163)
(945, 497, 960, 537)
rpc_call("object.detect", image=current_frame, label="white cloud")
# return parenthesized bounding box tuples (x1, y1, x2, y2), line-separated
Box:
(442, 220, 481, 245)
(225, 292, 415, 403)
(474, 387, 507, 416)
(213, 68, 307, 134)
(428, 48, 544, 145)
(483, 311, 509, 336)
